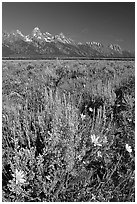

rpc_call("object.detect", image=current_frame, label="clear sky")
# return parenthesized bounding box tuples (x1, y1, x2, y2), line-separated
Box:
(2, 2, 135, 52)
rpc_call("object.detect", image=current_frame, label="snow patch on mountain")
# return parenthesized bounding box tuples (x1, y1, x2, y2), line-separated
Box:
(55, 32, 75, 44)
(109, 44, 122, 53)
(16, 30, 24, 37)
(86, 41, 102, 47)
(25, 35, 32, 42)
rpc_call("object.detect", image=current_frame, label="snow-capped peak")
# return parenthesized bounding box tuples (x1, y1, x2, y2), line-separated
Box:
(24, 35, 32, 42)
(43, 32, 54, 42)
(30, 27, 55, 42)
(32, 27, 42, 37)
(16, 30, 24, 37)
(55, 32, 73, 44)
(15, 30, 33, 42)
(45, 32, 52, 36)
(86, 41, 102, 47)
(109, 44, 122, 52)
(59, 32, 65, 38)
(33, 27, 41, 32)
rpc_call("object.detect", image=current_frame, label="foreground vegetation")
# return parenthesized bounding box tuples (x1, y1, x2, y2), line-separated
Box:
(2, 59, 135, 202)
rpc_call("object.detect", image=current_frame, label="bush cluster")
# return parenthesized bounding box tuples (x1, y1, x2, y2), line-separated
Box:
(2, 59, 135, 201)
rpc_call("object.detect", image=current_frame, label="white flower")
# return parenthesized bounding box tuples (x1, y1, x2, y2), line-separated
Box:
(91, 134, 102, 146)
(91, 194, 96, 200)
(89, 107, 93, 112)
(97, 151, 102, 157)
(128, 118, 132, 122)
(46, 175, 51, 181)
(12, 169, 26, 185)
(81, 113, 86, 120)
(47, 131, 52, 136)
(125, 144, 132, 153)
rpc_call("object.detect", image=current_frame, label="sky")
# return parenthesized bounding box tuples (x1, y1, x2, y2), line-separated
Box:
(2, 2, 135, 52)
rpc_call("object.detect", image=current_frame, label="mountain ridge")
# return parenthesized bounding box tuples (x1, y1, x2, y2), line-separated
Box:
(2, 27, 134, 58)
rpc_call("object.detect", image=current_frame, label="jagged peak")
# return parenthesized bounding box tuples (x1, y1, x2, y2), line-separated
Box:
(86, 41, 102, 47)
(109, 44, 122, 51)
(16, 29, 24, 36)
(58, 32, 66, 38)
(60, 32, 64, 35)
(3, 26, 134, 58)
(16, 29, 22, 33)
(32, 27, 42, 35)
(33, 27, 41, 31)
(45, 32, 52, 36)
(54, 32, 75, 44)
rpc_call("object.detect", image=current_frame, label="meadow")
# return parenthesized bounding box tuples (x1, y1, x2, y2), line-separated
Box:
(2, 59, 135, 202)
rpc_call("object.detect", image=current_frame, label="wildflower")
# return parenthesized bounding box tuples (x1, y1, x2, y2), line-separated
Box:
(89, 107, 93, 112)
(128, 118, 132, 122)
(12, 169, 26, 185)
(77, 154, 82, 161)
(81, 113, 86, 120)
(91, 194, 96, 200)
(97, 151, 102, 157)
(47, 131, 52, 136)
(125, 144, 132, 153)
(91, 134, 102, 146)
(46, 175, 51, 181)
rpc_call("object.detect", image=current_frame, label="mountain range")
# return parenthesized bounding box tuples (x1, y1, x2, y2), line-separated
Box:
(2, 27, 134, 59)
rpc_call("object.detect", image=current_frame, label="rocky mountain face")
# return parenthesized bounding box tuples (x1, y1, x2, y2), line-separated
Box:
(2, 27, 134, 58)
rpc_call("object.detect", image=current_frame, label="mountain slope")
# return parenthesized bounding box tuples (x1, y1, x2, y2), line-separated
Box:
(2, 27, 134, 58)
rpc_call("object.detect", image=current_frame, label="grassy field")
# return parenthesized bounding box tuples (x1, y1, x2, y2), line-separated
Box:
(2, 59, 135, 202)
